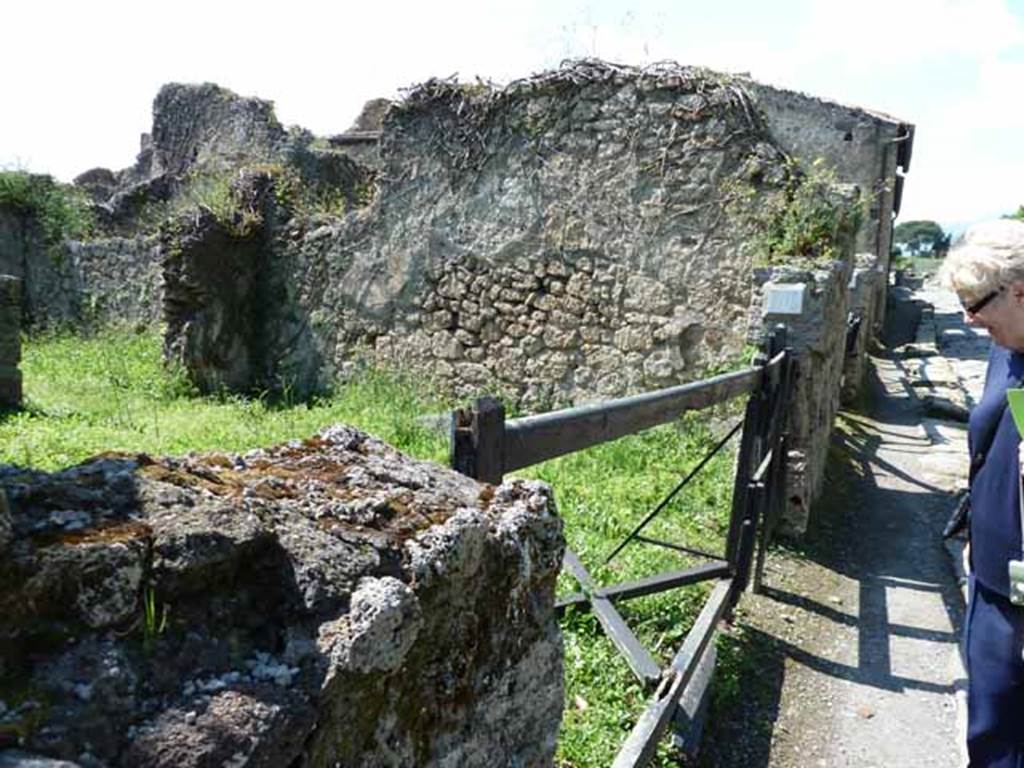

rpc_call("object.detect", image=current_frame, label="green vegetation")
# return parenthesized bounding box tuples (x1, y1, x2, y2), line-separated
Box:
(136, 163, 359, 239)
(1006, 205, 1024, 221)
(141, 585, 169, 652)
(0, 330, 447, 469)
(753, 159, 862, 265)
(0, 171, 94, 256)
(892, 254, 941, 276)
(179, 172, 263, 236)
(4, 329, 744, 767)
(537, 412, 738, 767)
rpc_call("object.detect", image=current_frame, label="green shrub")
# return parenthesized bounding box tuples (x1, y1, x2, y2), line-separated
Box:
(0, 171, 94, 255)
(734, 159, 862, 265)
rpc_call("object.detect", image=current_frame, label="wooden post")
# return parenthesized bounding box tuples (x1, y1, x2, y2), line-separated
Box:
(733, 481, 765, 598)
(449, 396, 506, 484)
(725, 392, 759, 567)
(725, 336, 771, 567)
(473, 396, 505, 484)
(752, 325, 794, 593)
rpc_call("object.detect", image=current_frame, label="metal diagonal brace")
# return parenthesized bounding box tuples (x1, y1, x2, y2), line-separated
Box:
(612, 578, 734, 768)
(604, 419, 743, 565)
(562, 550, 662, 686)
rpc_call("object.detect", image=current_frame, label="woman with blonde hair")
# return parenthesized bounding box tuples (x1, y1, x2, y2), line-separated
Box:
(940, 218, 1024, 767)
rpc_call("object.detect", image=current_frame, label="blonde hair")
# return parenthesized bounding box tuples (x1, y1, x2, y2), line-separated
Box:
(939, 219, 1024, 296)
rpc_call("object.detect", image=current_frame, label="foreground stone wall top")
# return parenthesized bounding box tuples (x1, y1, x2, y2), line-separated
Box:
(0, 426, 564, 767)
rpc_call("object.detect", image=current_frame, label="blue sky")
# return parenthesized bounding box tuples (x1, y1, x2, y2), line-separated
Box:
(3, 0, 1021, 229)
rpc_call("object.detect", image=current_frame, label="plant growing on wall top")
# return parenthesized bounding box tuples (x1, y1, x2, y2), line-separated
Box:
(752, 159, 862, 264)
(0, 171, 94, 257)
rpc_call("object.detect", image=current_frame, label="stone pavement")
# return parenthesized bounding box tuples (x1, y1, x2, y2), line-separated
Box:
(907, 276, 993, 764)
(701, 278, 982, 768)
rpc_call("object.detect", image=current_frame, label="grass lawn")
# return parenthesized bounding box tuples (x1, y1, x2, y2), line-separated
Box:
(2, 328, 743, 767)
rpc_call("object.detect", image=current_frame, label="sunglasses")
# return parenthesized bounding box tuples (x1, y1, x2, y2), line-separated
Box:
(962, 286, 1004, 315)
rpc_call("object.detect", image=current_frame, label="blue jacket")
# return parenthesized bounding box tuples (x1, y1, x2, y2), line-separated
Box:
(969, 344, 1024, 597)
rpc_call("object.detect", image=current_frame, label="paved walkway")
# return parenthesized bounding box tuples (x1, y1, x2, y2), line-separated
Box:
(701, 278, 988, 768)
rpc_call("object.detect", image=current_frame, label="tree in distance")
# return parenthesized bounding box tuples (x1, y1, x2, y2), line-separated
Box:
(894, 219, 951, 257)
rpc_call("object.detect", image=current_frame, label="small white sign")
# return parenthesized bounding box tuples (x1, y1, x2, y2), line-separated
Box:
(763, 282, 806, 315)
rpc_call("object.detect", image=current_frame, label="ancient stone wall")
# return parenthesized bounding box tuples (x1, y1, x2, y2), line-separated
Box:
(65, 236, 163, 326)
(750, 251, 856, 535)
(0, 206, 160, 328)
(148, 83, 287, 179)
(841, 254, 884, 405)
(0, 426, 564, 767)
(0, 276, 21, 409)
(0, 206, 75, 326)
(225, 63, 796, 403)
(747, 83, 910, 335)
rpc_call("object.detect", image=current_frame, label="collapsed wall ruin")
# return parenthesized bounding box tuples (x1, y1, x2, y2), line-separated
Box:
(0, 427, 564, 767)
(0, 57, 918, 767)
(0, 60, 913, 533)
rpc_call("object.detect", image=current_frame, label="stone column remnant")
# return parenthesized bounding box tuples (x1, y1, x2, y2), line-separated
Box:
(0, 425, 565, 767)
(0, 275, 22, 409)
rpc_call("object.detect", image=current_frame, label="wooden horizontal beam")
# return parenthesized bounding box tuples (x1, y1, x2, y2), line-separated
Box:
(562, 550, 662, 686)
(503, 367, 761, 472)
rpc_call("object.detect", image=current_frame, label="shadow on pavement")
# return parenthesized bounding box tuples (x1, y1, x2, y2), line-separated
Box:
(699, 297, 965, 768)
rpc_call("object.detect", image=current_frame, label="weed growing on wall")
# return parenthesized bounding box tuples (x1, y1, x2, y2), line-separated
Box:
(0, 171, 94, 258)
(729, 159, 862, 265)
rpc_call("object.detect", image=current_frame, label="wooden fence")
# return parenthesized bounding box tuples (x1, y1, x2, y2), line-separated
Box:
(450, 325, 796, 766)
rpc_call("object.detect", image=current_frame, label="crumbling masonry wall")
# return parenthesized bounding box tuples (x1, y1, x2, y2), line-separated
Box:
(0, 204, 161, 328)
(746, 83, 910, 337)
(841, 254, 884, 405)
(198, 63, 797, 403)
(750, 255, 856, 535)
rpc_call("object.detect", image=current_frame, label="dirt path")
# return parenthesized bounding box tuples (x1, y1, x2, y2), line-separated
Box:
(700, 285, 978, 767)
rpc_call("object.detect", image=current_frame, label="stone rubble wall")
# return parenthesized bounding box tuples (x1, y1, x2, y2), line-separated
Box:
(0, 276, 22, 409)
(750, 254, 856, 535)
(239, 63, 794, 404)
(0, 206, 161, 328)
(0, 426, 564, 767)
(147, 83, 288, 179)
(0, 206, 75, 326)
(746, 83, 909, 332)
(64, 236, 163, 326)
